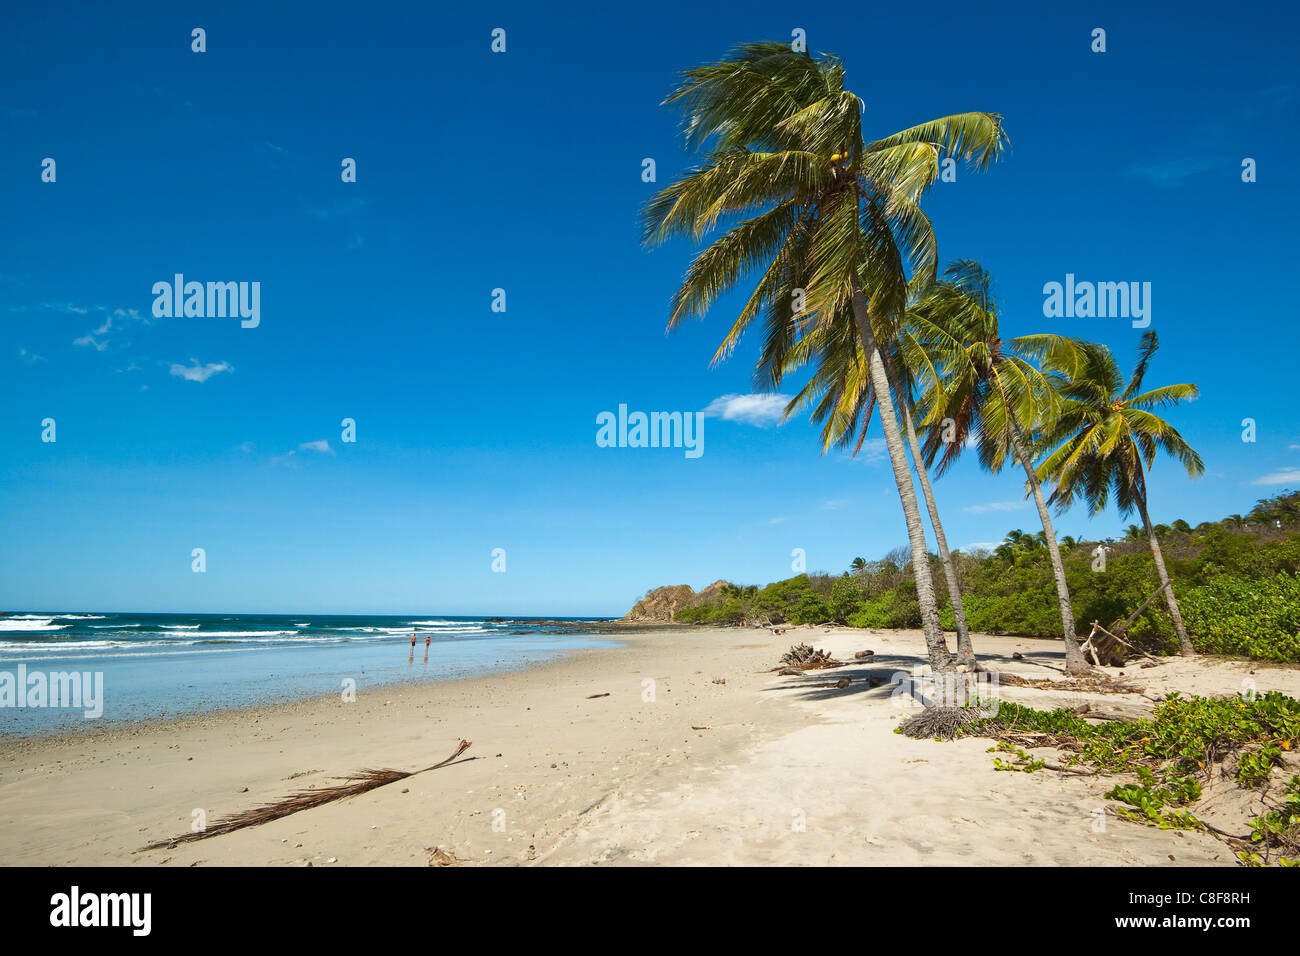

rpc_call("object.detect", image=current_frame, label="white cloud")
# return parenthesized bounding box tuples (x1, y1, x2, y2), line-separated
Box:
(74, 315, 114, 350)
(169, 359, 233, 383)
(959, 541, 999, 553)
(71, 306, 147, 351)
(962, 500, 1026, 514)
(820, 499, 848, 510)
(841, 439, 887, 465)
(858, 439, 887, 463)
(702, 393, 790, 427)
(1251, 468, 1300, 486)
(7, 301, 89, 316)
(272, 439, 335, 465)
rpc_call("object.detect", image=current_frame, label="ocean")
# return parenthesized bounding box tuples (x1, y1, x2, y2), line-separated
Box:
(0, 612, 619, 737)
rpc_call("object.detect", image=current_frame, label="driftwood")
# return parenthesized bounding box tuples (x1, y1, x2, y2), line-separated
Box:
(1081, 583, 1173, 664)
(139, 739, 472, 851)
(777, 642, 843, 670)
(1094, 622, 1161, 661)
(1079, 622, 1125, 667)
(1079, 624, 1105, 667)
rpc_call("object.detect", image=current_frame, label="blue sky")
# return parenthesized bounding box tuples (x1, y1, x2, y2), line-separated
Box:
(2, 0, 1297, 616)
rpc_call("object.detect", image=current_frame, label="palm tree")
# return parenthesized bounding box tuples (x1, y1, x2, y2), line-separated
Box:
(641, 42, 1005, 673)
(772, 279, 977, 663)
(909, 260, 1092, 674)
(850, 556, 867, 572)
(1002, 529, 1034, 553)
(1034, 331, 1203, 657)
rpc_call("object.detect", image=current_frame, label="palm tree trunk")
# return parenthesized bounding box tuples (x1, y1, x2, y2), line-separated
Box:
(1001, 407, 1090, 675)
(1134, 483, 1195, 657)
(877, 349, 975, 664)
(849, 281, 953, 674)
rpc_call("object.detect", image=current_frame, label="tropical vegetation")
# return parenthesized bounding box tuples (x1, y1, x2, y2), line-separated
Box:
(673, 491, 1300, 664)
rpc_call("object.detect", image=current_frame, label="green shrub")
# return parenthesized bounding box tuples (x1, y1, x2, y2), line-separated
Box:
(672, 501, 1300, 661)
(1178, 573, 1300, 662)
(846, 600, 890, 628)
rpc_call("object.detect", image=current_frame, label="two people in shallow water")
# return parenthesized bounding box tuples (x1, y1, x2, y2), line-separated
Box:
(409, 631, 431, 664)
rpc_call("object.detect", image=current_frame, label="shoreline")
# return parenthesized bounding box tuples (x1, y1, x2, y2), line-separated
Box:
(2, 625, 1297, 866)
(0, 627, 629, 740)
(0, 634, 627, 745)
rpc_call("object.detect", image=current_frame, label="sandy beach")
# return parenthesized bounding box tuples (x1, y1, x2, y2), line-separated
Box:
(2, 626, 1296, 867)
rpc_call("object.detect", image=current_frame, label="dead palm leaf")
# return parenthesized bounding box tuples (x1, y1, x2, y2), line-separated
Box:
(139, 739, 472, 851)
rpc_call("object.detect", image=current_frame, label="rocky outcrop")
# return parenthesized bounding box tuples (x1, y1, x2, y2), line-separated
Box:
(622, 580, 732, 623)
(691, 579, 731, 606)
(623, 585, 696, 623)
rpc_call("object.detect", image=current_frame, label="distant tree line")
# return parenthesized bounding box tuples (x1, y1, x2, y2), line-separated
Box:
(675, 491, 1300, 663)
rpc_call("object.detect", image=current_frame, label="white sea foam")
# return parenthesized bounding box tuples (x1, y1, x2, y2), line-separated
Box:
(407, 620, 485, 626)
(0, 619, 69, 631)
(0, 639, 183, 652)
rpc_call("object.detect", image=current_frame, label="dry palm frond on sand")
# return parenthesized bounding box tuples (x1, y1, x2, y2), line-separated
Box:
(898, 707, 991, 740)
(997, 673, 1143, 695)
(139, 739, 472, 851)
(777, 643, 843, 670)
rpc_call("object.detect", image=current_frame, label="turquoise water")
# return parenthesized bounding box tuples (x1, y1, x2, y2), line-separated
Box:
(0, 613, 618, 737)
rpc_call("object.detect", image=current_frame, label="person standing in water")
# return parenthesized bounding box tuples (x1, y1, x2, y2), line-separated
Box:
(424, 632, 432, 664)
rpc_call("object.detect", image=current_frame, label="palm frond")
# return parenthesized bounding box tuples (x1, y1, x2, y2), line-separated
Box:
(139, 740, 472, 851)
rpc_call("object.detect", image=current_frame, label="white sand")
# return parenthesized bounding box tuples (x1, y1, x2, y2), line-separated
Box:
(1, 626, 1296, 866)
